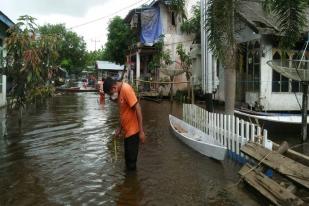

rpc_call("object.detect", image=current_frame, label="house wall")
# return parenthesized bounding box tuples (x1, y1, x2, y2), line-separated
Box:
(0, 106, 6, 137)
(246, 38, 306, 111)
(214, 63, 225, 102)
(214, 21, 261, 103)
(244, 40, 303, 111)
(0, 75, 7, 108)
(0, 24, 7, 108)
(159, 2, 195, 93)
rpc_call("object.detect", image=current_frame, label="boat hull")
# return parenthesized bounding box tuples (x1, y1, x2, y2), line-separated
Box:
(56, 87, 98, 93)
(169, 115, 227, 161)
(234, 109, 308, 135)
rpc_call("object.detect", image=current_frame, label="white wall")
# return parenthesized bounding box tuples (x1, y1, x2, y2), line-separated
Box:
(244, 40, 273, 109)
(246, 38, 306, 111)
(0, 106, 6, 137)
(258, 40, 273, 110)
(268, 93, 304, 111)
(0, 75, 6, 108)
(159, 2, 195, 93)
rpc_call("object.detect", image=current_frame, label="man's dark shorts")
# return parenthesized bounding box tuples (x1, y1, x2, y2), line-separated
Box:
(124, 133, 139, 171)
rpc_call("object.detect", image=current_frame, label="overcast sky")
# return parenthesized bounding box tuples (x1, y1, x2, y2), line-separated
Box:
(1, 0, 152, 51)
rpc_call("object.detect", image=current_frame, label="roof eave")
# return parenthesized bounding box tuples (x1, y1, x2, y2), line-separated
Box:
(0, 11, 14, 27)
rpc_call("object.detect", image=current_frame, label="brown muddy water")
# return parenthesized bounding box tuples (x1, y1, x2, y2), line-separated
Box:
(0, 93, 265, 206)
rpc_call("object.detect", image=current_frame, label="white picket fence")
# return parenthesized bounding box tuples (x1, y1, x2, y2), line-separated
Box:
(183, 104, 272, 160)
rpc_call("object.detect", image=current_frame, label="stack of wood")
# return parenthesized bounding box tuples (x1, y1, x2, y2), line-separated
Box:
(239, 142, 309, 205)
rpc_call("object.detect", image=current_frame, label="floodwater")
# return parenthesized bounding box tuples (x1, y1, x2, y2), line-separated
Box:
(0, 93, 264, 206)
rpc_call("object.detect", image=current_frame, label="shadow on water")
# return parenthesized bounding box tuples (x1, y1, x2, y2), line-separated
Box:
(0, 94, 263, 205)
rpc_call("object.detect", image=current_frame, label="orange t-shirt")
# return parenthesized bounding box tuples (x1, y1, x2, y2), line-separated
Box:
(118, 83, 139, 138)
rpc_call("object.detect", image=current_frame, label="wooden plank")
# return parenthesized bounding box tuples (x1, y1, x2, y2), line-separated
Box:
(220, 114, 224, 144)
(213, 113, 217, 139)
(241, 142, 309, 189)
(257, 127, 261, 143)
(224, 114, 227, 147)
(240, 119, 245, 158)
(246, 121, 250, 142)
(216, 113, 219, 141)
(202, 109, 206, 133)
(263, 129, 268, 148)
(232, 116, 235, 153)
(272, 142, 309, 167)
(236, 117, 240, 155)
(227, 115, 231, 150)
(250, 124, 255, 142)
(206, 111, 209, 135)
(239, 164, 304, 206)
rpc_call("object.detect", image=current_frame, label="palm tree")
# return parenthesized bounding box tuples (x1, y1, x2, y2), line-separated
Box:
(206, 0, 309, 114)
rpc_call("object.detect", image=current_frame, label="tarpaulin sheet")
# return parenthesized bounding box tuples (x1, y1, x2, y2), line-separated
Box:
(140, 6, 163, 46)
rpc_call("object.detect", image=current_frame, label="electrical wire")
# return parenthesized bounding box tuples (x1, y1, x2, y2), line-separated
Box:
(69, 0, 152, 30)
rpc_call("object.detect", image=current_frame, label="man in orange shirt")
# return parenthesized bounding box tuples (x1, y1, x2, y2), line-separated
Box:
(97, 78, 105, 104)
(103, 77, 145, 170)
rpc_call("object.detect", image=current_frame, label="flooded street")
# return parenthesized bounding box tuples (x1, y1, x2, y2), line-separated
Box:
(0, 93, 262, 205)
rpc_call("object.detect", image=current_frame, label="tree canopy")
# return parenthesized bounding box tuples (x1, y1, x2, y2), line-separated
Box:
(104, 16, 136, 65)
(262, 0, 308, 49)
(180, 2, 201, 43)
(39, 24, 87, 74)
(5, 15, 58, 110)
(85, 48, 106, 67)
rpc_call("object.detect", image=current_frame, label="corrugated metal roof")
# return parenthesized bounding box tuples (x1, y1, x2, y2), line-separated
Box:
(95, 61, 124, 71)
(124, 0, 169, 23)
(0, 11, 14, 28)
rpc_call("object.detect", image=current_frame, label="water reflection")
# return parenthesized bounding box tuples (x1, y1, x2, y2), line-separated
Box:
(116, 171, 143, 206)
(0, 107, 6, 138)
(0, 94, 262, 205)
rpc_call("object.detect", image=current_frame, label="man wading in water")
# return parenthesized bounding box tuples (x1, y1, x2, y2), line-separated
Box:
(103, 77, 145, 170)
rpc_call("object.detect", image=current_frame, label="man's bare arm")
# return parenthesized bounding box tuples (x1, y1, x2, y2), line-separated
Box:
(134, 102, 145, 143)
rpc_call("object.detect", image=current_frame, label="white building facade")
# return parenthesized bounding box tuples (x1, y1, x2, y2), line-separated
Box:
(213, 1, 309, 111)
(124, 0, 198, 93)
(0, 11, 14, 108)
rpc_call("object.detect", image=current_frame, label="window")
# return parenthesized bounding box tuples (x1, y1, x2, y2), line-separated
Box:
(0, 38, 3, 69)
(171, 12, 176, 26)
(292, 53, 302, 92)
(246, 41, 260, 92)
(272, 51, 302, 93)
(0, 75, 2, 93)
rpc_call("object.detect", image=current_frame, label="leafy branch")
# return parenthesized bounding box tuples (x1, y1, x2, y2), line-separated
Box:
(148, 38, 172, 71)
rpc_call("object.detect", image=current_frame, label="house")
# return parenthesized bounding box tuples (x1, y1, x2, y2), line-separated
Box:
(124, 0, 197, 93)
(212, 1, 309, 111)
(95, 60, 124, 80)
(0, 11, 14, 108)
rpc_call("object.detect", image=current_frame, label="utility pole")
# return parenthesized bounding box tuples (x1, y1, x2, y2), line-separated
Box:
(91, 38, 100, 51)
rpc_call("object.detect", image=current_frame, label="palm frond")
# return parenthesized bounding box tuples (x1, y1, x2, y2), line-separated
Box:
(206, 0, 239, 64)
(267, 0, 307, 49)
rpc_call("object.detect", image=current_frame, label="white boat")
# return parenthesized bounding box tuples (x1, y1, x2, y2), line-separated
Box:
(234, 109, 309, 124)
(169, 114, 227, 161)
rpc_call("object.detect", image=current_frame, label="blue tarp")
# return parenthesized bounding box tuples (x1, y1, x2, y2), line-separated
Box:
(140, 6, 163, 46)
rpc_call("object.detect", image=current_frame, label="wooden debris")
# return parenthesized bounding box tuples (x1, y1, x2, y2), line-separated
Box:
(273, 142, 309, 167)
(241, 142, 309, 189)
(239, 164, 304, 206)
(276, 141, 289, 154)
(174, 124, 188, 133)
